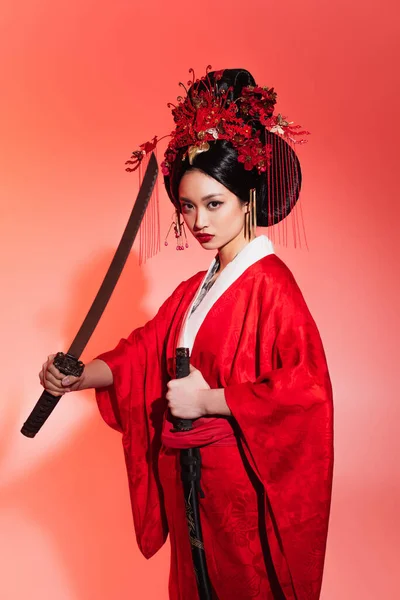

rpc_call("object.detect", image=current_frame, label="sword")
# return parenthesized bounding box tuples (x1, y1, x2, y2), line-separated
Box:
(21, 153, 159, 438)
(173, 348, 213, 600)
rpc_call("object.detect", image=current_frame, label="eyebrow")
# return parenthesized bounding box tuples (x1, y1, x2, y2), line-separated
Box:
(179, 193, 224, 203)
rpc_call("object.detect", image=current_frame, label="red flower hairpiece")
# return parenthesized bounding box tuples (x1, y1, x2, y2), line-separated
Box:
(125, 67, 309, 176)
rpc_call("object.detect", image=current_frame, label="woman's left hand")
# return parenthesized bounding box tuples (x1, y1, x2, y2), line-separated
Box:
(167, 365, 210, 420)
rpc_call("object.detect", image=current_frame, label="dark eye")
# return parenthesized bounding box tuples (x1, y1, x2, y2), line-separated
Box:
(181, 203, 193, 213)
(208, 201, 223, 209)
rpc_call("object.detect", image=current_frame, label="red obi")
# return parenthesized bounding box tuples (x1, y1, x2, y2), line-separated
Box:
(161, 413, 237, 449)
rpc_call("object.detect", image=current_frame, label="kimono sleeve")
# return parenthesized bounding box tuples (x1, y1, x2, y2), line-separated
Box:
(94, 280, 187, 435)
(224, 269, 334, 599)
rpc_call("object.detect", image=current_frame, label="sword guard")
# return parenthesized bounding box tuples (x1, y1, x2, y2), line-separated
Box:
(53, 352, 85, 377)
(170, 418, 193, 433)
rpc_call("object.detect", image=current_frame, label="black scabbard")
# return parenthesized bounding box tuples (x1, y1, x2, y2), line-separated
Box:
(173, 348, 212, 600)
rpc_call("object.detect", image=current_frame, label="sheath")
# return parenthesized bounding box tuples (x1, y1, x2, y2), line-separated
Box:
(95, 235, 334, 600)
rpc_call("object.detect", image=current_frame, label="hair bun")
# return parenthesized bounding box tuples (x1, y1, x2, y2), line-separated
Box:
(204, 68, 256, 101)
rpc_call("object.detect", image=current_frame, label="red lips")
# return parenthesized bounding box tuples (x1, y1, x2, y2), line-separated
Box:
(195, 234, 214, 242)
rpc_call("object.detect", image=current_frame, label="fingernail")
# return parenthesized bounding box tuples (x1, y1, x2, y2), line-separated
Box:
(62, 377, 70, 386)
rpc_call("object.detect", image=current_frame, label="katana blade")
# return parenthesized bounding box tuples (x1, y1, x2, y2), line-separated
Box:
(69, 153, 158, 357)
(21, 153, 159, 438)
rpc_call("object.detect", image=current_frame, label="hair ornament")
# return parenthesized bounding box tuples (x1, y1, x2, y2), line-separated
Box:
(125, 67, 309, 177)
(126, 67, 310, 260)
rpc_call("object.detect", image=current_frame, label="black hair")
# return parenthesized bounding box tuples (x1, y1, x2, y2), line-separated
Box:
(163, 68, 302, 226)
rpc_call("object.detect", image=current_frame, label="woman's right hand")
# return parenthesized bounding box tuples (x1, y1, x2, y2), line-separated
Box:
(39, 354, 85, 396)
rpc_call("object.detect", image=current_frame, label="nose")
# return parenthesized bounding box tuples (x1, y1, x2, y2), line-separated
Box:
(193, 208, 209, 231)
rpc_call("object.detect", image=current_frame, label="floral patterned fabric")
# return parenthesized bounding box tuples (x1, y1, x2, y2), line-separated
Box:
(189, 256, 220, 316)
(95, 254, 333, 599)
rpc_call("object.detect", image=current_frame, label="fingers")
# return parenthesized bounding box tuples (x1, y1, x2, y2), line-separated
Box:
(38, 373, 65, 396)
(60, 375, 81, 390)
(166, 386, 175, 410)
(44, 370, 63, 388)
(40, 363, 46, 386)
(38, 372, 66, 395)
(39, 354, 70, 395)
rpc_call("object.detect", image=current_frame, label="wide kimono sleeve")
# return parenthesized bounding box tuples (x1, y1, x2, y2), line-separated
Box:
(94, 278, 190, 558)
(224, 265, 334, 600)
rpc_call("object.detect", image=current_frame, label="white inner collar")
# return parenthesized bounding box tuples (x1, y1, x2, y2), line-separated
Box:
(178, 235, 275, 352)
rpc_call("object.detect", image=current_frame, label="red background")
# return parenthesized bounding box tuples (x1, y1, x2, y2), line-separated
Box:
(1, 1, 399, 598)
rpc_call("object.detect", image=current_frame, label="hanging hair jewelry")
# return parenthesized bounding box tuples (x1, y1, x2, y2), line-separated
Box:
(244, 188, 257, 241)
(164, 209, 189, 251)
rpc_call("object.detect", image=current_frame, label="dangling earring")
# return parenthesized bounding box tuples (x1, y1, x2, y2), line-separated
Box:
(244, 188, 257, 240)
(164, 209, 189, 250)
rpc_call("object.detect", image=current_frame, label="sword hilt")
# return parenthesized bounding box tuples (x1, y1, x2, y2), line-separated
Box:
(170, 347, 193, 433)
(21, 352, 84, 438)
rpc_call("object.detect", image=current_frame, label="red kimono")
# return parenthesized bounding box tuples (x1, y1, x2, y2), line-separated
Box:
(95, 251, 334, 599)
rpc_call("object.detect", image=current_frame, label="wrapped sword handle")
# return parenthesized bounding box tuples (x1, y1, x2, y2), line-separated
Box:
(170, 347, 193, 433)
(20, 352, 85, 438)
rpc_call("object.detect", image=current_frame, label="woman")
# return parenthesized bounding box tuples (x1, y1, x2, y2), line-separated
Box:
(40, 68, 334, 599)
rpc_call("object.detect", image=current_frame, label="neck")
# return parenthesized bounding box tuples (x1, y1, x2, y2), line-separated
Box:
(217, 231, 255, 271)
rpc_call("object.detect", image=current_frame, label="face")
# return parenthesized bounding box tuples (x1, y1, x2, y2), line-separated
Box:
(178, 169, 248, 252)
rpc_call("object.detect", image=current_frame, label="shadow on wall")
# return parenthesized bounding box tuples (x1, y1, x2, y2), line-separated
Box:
(1, 250, 169, 600)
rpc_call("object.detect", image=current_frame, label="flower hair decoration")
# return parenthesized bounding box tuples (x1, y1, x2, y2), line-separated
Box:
(125, 66, 309, 176)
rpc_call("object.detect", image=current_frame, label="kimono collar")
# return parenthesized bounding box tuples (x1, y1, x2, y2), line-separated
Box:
(207, 234, 275, 282)
(179, 235, 275, 352)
